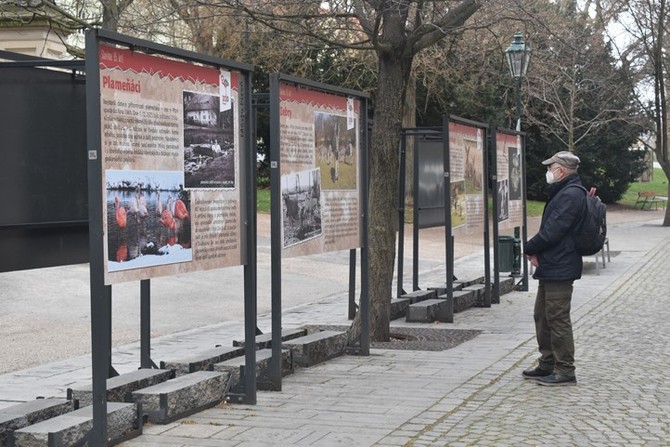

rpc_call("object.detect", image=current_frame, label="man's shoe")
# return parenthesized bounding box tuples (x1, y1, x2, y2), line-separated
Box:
(536, 373, 577, 386)
(522, 367, 552, 380)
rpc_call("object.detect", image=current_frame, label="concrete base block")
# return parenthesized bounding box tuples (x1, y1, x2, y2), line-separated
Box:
(0, 399, 73, 447)
(214, 348, 292, 391)
(232, 328, 307, 349)
(406, 298, 452, 323)
(399, 289, 437, 303)
(390, 297, 411, 320)
(160, 346, 244, 376)
(282, 331, 347, 367)
(428, 282, 464, 295)
(132, 371, 229, 424)
(68, 368, 174, 407)
(499, 276, 515, 295)
(463, 284, 487, 306)
(13, 402, 139, 447)
(454, 276, 484, 289)
(449, 290, 476, 313)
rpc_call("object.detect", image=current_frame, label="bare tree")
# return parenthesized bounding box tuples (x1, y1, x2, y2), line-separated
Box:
(612, 0, 670, 225)
(169, 0, 502, 342)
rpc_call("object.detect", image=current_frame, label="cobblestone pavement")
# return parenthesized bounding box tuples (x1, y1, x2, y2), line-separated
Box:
(385, 231, 670, 446)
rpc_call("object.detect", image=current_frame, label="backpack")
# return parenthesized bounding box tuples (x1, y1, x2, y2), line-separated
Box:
(568, 185, 607, 256)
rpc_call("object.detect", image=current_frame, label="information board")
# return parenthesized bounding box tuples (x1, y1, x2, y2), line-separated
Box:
(96, 45, 245, 284)
(495, 131, 524, 229)
(278, 82, 362, 257)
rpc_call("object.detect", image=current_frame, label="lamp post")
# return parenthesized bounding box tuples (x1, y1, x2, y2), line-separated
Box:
(505, 32, 531, 291)
(505, 31, 531, 130)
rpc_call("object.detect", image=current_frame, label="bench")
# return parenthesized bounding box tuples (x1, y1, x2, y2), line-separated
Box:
(593, 237, 611, 275)
(635, 191, 665, 210)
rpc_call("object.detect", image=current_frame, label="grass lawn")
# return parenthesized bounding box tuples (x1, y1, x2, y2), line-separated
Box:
(618, 167, 668, 207)
(258, 188, 271, 213)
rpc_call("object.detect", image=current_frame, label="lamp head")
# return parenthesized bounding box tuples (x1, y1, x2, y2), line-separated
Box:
(505, 32, 531, 79)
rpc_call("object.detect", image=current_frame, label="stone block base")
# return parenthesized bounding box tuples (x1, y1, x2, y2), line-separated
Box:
(132, 371, 229, 424)
(406, 298, 452, 323)
(214, 348, 292, 391)
(232, 328, 307, 349)
(13, 402, 139, 447)
(0, 399, 74, 447)
(68, 368, 174, 407)
(160, 346, 244, 376)
(282, 331, 346, 367)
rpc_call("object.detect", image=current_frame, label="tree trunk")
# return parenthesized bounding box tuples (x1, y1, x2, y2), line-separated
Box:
(349, 49, 413, 344)
(403, 69, 417, 202)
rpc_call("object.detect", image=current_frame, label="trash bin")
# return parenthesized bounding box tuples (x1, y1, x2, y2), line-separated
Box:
(498, 235, 521, 273)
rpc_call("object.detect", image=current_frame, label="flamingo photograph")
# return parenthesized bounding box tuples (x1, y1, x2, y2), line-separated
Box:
(106, 169, 192, 272)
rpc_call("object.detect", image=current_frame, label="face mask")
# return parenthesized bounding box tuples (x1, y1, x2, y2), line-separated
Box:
(546, 170, 556, 184)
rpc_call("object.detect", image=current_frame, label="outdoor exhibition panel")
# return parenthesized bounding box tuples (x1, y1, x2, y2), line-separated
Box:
(448, 120, 487, 236)
(401, 117, 491, 305)
(492, 129, 529, 292)
(269, 73, 370, 389)
(494, 131, 525, 230)
(86, 29, 256, 445)
(276, 78, 365, 258)
(91, 36, 250, 285)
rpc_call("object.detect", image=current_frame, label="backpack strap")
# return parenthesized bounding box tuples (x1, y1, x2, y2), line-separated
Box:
(563, 184, 589, 230)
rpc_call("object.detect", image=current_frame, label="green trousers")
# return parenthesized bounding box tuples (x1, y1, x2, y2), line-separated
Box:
(534, 280, 576, 376)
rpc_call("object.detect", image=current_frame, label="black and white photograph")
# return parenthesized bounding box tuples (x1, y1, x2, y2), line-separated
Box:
(451, 180, 467, 228)
(497, 178, 510, 223)
(183, 91, 235, 189)
(106, 169, 192, 272)
(282, 168, 323, 248)
(463, 138, 483, 194)
(314, 112, 357, 190)
(508, 146, 522, 200)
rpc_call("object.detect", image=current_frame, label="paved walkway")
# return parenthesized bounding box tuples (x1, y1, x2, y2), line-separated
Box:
(115, 216, 669, 446)
(1, 211, 668, 446)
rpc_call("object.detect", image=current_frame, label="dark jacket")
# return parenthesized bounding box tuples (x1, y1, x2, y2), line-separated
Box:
(524, 174, 586, 281)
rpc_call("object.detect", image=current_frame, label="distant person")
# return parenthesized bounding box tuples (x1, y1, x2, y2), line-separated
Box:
(522, 151, 585, 386)
(212, 139, 221, 154)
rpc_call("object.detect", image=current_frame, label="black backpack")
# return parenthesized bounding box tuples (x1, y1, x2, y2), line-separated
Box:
(568, 185, 607, 256)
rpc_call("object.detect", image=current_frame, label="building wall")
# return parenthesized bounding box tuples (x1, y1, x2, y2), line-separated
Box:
(0, 26, 69, 59)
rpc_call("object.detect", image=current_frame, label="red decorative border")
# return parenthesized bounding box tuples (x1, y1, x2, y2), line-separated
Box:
(99, 45, 238, 87)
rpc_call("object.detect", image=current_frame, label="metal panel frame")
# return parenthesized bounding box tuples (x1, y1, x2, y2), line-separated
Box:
(397, 116, 490, 303)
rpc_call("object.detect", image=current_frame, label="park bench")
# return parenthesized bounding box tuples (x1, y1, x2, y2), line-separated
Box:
(634, 191, 666, 210)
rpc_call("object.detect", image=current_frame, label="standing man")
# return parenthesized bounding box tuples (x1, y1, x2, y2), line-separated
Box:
(523, 151, 585, 386)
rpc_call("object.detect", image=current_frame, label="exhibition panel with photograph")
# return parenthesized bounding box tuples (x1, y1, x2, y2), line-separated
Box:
(277, 81, 363, 258)
(448, 121, 486, 235)
(495, 131, 525, 230)
(96, 44, 246, 284)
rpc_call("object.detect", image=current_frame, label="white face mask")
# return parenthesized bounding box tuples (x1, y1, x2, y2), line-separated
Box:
(546, 169, 557, 184)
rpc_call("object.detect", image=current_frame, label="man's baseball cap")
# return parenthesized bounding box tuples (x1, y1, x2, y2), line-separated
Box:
(542, 151, 580, 169)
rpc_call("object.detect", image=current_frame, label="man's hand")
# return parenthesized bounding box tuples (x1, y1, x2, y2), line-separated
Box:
(527, 254, 539, 267)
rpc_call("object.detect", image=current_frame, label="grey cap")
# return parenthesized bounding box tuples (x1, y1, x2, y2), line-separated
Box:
(542, 151, 580, 169)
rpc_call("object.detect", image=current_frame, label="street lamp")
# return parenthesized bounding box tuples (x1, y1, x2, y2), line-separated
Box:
(505, 31, 531, 131)
(505, 31, 532, 291)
